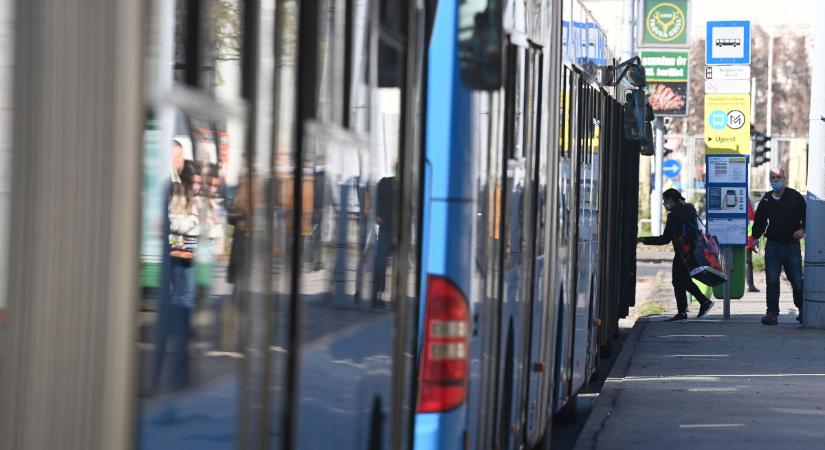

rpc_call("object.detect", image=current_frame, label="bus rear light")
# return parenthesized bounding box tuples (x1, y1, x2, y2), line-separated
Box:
(417, 275, 470, 413)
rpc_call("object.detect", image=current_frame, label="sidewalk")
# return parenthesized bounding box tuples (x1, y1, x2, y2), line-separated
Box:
(575, 272, 825, 450)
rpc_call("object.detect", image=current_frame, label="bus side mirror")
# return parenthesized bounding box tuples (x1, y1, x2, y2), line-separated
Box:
(458, 0, 503, 91)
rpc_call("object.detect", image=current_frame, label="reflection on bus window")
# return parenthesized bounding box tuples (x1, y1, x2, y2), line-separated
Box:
(458, 0, 502, 90)
(137, 0, 246, 447)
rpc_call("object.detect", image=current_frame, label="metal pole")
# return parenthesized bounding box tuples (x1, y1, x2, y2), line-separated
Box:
(803, 0, 825, 328)
(767, 35, 778, 170)
(623, 0, 637, 60)
(751, 77, 757, 124)
(652, 118, 664, 235)
(723, 248, 732, 319)
(751, 77, 758, 195)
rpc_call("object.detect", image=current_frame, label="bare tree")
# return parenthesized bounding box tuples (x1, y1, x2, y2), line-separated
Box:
(663, 25, 811, 139)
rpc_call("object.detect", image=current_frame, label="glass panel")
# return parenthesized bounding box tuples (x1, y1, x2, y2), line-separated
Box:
(137, 1, 247, 448)
(457, 0, 502, 90)
(316, 0, 346, 124)
(289, 1, 412, 447)
(266, 0, 299, 446)
(137, 111, 247, 450)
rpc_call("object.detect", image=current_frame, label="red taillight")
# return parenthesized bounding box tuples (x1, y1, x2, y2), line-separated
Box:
(417, 275, 470, 413)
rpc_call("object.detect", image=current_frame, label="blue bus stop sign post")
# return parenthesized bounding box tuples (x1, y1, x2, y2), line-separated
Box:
(662, 159, 682, 179)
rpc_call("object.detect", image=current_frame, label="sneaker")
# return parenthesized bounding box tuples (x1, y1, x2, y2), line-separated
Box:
(761, 315, 778, 325)
(747, 286, 760, 293)
(665, 313, 688, 322)
(697, 301, 715, 318)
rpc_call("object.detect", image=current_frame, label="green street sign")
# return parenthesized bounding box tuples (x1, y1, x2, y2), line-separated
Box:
(641, 50, 689, 82)
(642, 0, 689, 46)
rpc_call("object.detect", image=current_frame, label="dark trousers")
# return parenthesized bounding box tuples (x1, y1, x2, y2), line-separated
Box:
(672, 257, 710, 314)
(153, 258, 195, 392)
(746, 249, 756, 289)
(764, 240, 804, 315)
(371, 233, 395, 302)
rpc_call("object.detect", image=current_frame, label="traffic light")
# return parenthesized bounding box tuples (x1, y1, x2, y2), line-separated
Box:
(662, 118, 675, 157)
(751, 129, 771, 167)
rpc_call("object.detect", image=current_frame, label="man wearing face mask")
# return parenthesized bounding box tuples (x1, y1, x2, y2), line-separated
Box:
(637, 188, 715, 321)
(752, 167, 806, 325)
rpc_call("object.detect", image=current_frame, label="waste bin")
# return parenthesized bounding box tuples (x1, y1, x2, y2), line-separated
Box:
(712, 246, 745, 300)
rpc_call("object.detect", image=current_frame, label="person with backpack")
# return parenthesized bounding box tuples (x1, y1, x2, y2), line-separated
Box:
(637, 188, 715, 321)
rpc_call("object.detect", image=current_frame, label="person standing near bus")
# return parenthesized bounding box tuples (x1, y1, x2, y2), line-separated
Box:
(752, 167, 805, 325)
(637, 188, 715, 321)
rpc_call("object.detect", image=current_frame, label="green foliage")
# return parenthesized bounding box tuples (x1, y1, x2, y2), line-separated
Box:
(641, 303, 666, 316)
(214, 1, 242, 62)
(753, 252, 765, 271)
(640, 221, 652, 235)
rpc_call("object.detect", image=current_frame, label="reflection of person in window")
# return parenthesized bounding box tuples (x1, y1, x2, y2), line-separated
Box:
(371, 165, 398, 308)
(166, 160, 202, 390)
(152, 141, 186, 394)
(224, 168, 261, 352)
(469, 11, 498, 65)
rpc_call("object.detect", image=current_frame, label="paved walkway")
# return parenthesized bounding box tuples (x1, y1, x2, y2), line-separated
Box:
(575, 271, 825, 450)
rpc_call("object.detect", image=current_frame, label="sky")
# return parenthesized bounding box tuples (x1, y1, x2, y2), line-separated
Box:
(582, 0, 817, 56)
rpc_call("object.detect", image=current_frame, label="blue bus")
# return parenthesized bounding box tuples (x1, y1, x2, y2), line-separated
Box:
(414, 0, 644, 448)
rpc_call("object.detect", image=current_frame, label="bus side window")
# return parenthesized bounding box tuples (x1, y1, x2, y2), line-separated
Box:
(457, 0, 503, 90)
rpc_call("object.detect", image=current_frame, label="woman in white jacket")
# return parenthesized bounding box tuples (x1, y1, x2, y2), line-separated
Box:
(167, 160, 200, 388)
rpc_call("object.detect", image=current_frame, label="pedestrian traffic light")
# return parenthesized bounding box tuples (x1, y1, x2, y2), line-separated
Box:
(613, 57, 654, 155)
(751, 130, 771, 167)
(623, 89, 655, 155)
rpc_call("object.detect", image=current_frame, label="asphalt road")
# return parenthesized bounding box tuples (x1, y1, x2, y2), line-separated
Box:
(637, 261, 669, 278)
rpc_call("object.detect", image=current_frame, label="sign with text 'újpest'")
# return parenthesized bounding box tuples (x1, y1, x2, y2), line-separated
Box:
(704, 94, 751, 154)
(642, 49, 689, 116)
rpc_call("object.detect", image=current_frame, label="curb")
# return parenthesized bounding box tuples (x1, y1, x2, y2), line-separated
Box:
(637, 258, 671, 264)
(573, 318, 648, 450)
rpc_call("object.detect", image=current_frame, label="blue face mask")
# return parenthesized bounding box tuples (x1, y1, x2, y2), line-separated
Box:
(771, 181, 784, 192)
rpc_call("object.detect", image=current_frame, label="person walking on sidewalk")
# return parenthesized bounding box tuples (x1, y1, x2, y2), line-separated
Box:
(637, 188, 715, 321)
(752, 167, 805, 325)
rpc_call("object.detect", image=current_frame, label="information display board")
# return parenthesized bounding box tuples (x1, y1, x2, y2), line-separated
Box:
(705, 154, 749, 246)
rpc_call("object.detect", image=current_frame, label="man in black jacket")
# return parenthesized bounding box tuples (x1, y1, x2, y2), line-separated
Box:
(752, 168, 806, 325)
(638, 188, 715, 321)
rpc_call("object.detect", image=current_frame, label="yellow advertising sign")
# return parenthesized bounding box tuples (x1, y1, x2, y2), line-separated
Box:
(704, 94, 750, 154)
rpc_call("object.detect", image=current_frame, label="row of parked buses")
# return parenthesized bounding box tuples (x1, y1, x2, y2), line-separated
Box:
(1, 0, 653, 449)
